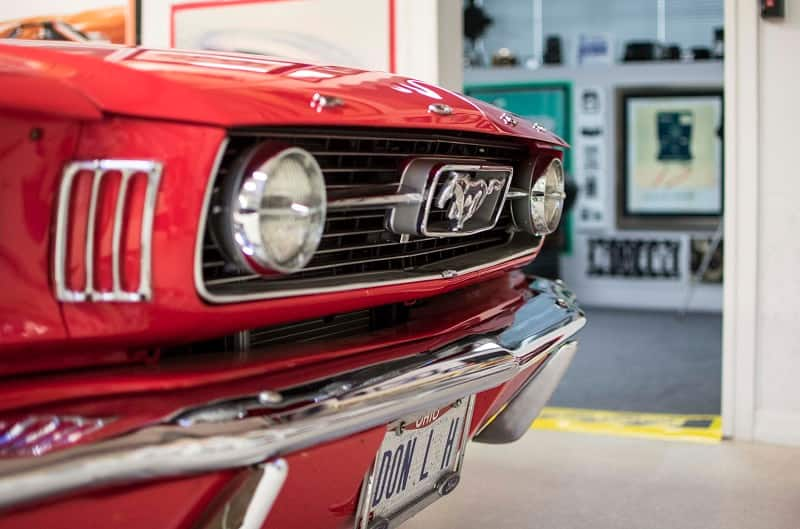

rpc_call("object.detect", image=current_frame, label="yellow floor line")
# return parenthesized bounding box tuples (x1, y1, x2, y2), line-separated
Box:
(531, 406, 722, 443)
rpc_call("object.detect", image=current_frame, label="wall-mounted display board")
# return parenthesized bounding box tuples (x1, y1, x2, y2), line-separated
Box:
(618, 88, 724, 230)
(574, 85, 608, 231)
(168, 0, 393, 70)
(465, 62, 723, 311)
(587, 237, 681, 278)
(139, 0, 394, 71)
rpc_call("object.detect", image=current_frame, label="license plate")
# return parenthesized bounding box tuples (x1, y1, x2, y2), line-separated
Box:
(355, 396, 474, 529)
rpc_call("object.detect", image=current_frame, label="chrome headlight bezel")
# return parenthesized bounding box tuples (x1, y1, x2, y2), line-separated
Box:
(214, 144, 326, 275)
(512, 157, 566, 236)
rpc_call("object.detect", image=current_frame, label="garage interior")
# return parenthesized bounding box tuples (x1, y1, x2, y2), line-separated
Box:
(1, 0, 798, 528)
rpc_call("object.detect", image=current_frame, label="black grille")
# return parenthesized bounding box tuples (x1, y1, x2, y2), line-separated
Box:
(250, 308, 372, 348)
(162, 303, 411, 356)
(200, 128, 532, 301)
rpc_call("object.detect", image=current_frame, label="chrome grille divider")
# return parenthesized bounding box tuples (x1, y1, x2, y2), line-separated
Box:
(327, 193, 423, 210)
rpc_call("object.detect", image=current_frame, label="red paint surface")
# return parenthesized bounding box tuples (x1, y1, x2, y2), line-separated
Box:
(1, 274, 524, 414)
(389, 0, 397, 72)
(0, 39, 566, 529)
(0, 471, 235, 529)
(0, 42, 566, 146)
(0, 115, 544, 363)
(0, 116, 75, 351)
(0, 275, 545, 529)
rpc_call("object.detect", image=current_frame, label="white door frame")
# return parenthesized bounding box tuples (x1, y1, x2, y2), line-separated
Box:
(721, 0, 759, 440)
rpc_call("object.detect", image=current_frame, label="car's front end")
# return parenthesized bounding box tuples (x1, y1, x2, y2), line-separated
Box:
(0, 41, 584, 529)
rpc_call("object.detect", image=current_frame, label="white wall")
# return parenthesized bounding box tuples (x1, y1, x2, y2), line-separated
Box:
(466, 63, 724, 312)
(476, 0, 722, 66)
(395, 0, 463, 91)
(141, 0, 462, 90)
(724, 0, 800, 445)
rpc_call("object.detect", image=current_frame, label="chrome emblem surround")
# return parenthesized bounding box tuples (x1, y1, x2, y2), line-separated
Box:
(435, 172, 506, 231)
(500, 112, 519, 127)
(428, 103, 453, 116)
(310, 93, 344, 112)
(532, 122, 548, 133)
(389, 159, 514, 237)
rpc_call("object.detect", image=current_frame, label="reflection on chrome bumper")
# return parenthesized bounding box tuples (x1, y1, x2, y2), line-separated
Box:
(475, 340, 578, 444)
(0, 278, 584, 510)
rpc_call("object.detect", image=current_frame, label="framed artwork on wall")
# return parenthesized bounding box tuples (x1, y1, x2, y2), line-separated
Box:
(617, 87, 723, 230)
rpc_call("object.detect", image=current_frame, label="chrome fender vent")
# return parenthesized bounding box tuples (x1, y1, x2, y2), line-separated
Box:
(54, 159, 162, 303)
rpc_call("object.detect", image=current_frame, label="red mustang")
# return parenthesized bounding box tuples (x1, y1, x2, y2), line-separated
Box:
(0, 40, 584, 529)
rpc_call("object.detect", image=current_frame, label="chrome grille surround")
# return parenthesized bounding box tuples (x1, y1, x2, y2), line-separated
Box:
(54, 159, 162, 303)
(196, 130, 540, 304)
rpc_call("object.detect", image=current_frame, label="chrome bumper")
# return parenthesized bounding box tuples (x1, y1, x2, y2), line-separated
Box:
(0, 278, 584, 510)
(475, 340, 578, 443)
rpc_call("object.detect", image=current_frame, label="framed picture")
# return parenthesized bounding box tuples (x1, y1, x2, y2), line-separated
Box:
(617, 87, 723, 230)
(168, 0, 394, 71)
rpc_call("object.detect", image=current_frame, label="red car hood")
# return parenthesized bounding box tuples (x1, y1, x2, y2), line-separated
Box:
(0, 40, 566, 146)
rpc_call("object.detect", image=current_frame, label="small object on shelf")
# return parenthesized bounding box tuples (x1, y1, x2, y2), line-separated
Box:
(491, 48, 518, 67)
(577, 34, 612, 65)
(623, 41, 661, 62)
(581, 89, 601, 113)
(463, 0, 492, 67)
(712, 27, 724, 59)
(543, 35, 562, 65)
(761, 0, 785, 19)
(663, 44, 681, 61)
(691, 47, 712, 60)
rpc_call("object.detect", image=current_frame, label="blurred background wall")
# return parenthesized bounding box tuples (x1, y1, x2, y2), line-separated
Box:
(478, 0, 723, 64)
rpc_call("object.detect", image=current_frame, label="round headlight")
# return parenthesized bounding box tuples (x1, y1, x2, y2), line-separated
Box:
(218, 145, 326, 274)
(512, 157, 565, 235)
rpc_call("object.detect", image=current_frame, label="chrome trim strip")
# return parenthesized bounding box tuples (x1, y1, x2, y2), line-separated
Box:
(54, 164, 83, 302)
(197, 238, 541, 303)
(0, 278, 583, 510)
(84, 166, 103, 298)
(138, 161, 163, 301)
(54, 159, 162, 303)
(111, 169, 132, 294)
(194, 139, 231, 300)
(197, 459, 288, 529)
(239, 460, 288, 529)
(474, 340, 578, 444)
(327, 193, 423, 210)
(505, 188, 529, 199)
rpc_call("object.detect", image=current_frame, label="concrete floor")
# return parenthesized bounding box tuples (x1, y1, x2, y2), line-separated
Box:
(403, 430, 800, 529)
(550, 307, 722, 414)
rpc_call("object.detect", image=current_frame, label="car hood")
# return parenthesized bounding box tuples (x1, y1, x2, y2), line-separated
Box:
(0, 41, 567, 147)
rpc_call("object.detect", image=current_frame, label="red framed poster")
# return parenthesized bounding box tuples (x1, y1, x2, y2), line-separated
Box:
(169, 0, 396, 71)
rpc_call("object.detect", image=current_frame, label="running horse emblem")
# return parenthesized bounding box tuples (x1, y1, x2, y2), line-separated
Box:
(435, 172, 506, 231)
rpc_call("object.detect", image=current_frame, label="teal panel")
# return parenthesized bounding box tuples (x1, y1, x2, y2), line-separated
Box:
(465, 83, 572, 174)
(465, 82, 573, 254)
